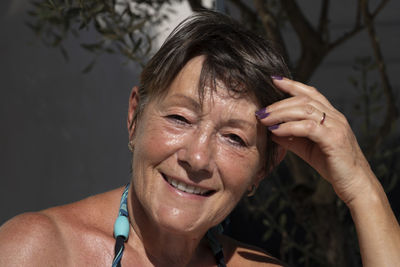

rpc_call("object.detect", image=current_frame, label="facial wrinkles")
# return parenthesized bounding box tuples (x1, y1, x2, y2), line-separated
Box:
(206, 94, 263, 196)
(184, 98, 258, 191)
(170, 58, 258, 163)
(212, 95, 258, 150)
(150, 107, 185, 148)
(127, 56, 267, 237)
(227, 103, 256, 136)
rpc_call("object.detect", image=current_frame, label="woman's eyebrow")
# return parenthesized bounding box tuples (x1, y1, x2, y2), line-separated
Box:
(226, 118, 257, 130)
(168, 93, 201, 111)
(166, 94, 256, 129)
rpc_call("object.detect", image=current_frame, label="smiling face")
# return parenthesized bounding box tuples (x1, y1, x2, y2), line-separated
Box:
(129, 56, 267, 235)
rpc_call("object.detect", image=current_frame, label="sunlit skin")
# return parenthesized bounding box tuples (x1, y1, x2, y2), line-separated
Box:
(258, 78, 400, 267)
(125, 56, 268, 264)
(0, 52, 399, 267)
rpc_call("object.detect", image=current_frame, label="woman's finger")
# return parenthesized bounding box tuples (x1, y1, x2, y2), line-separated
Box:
(266, 119, 328, 143)
(267, 119, 335, 177)
(266, 115, 347, 161)
(257, 104, 328, 127)
(264, 94, 339, 120)
(272, 77, 335, 110)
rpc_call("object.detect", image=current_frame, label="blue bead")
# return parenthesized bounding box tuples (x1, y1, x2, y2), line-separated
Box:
(114, 215, 130, 241)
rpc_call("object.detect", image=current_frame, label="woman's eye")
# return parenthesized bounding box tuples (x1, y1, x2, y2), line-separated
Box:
(226, 134, 246, 147)
(167, 114, 190, 125)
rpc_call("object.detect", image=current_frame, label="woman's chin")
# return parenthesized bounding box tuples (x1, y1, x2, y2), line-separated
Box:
(153, 206, 211, 235)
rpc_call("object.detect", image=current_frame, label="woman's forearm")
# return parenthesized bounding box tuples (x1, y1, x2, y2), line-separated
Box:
(348, 170, 400, 267)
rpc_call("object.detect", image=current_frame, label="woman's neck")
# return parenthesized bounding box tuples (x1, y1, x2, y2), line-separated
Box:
(126, 186, 212, 266)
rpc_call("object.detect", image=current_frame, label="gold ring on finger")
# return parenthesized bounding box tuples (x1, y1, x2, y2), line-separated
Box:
(320, 112, 326, 125)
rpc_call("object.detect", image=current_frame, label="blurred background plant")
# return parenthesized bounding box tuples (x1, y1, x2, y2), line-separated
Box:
(26, 0, 399, 266)
(27, 0, 177, 71)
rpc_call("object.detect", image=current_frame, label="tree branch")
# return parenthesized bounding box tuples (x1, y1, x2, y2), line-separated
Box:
(317, 0, 330, 40)
(361, 0, 399, 157)
(281, 0, 323, 49)
(252, 0, 290, 66)
(372, 0, 390, 17)
(355, 0, 362, 29)
(187, 0, 205, 11)
(280, 0, 329, 81)
(230, 0, 255, 17)
(230, 0, 259, 31)
(328, 0, 389, 51)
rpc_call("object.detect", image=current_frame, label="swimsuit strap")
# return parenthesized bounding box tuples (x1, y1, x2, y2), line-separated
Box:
(112, 183, 130, 267)
(112, 183, 226, 267)
(206, 224, 227, 267)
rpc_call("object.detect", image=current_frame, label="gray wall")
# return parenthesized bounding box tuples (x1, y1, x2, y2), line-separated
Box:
(0, 0, 137, 223)
(1, 0, 399, 225)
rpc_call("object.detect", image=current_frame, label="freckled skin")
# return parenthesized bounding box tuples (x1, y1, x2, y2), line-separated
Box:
(129, 56, 267, 237)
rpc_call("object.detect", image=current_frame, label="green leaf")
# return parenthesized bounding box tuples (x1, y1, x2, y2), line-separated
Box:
(25, 21, 41, 35)
(104, 47, 115, 54)
(66, 7, 81, 18)
(347, 76, 358, 88)
(59, 45, 69, 62)
(81, 41, 104, 52)
(81, 59, 96, 73)
(279, 213, 287, 226)
(127, 20, 147, 33)
(262, 227, 274, 241)
(103, 33, 119, 40)
(131, 37, 142, 53)
(47, 0, 56, 9)
(262, 218, 270, 227)
(90, 3, 105, 15)
(52, 35, 62, 46)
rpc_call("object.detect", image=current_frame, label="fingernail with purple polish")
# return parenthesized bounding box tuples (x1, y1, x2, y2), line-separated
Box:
(255, 107, 269, 119)
(271, 75, 283, 80)
(268, 124, 280, 131)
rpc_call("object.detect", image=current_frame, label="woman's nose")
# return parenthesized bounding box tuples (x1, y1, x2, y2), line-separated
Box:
(177, 130, 214, 174)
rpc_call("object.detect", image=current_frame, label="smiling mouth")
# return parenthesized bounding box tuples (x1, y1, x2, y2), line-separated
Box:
(161, 173, 215, 196)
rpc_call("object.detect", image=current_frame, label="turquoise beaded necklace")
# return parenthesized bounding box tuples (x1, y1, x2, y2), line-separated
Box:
(112, 184, 130, 267)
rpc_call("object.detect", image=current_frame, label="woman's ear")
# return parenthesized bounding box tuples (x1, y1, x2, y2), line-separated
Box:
(127, 86, 140, 140)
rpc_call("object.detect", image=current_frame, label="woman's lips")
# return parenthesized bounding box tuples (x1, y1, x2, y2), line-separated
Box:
(161, 173, 215, 196)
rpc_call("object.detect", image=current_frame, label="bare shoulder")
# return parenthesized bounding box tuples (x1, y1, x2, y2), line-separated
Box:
(0, 187, 124, 266)
(0, 211, 68, 266)
(219, 234, 288, 267)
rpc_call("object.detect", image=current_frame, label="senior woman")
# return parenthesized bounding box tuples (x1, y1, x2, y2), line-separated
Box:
(1, 11, 399, 267)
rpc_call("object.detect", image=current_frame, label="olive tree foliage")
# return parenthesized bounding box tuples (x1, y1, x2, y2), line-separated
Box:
(27, 0, 399, 266)
(27, 0, 178, 71)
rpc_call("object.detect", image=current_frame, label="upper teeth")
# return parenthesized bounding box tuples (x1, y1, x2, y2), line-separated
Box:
(166, 177, 210, 195)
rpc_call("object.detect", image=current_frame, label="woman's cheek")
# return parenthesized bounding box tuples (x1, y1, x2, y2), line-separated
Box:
(139, 121, 188, 162)
(216, 144, 261, 193)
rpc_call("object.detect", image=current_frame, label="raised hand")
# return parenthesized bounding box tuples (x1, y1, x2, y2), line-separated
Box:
(256, 77, 400, 267)
(256, 77, 373, 204)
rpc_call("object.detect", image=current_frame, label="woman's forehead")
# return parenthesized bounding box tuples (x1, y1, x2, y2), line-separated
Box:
(162, 56, 260, 109)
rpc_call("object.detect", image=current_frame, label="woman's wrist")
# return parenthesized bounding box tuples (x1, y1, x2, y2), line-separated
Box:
(344, 166, 385, 212)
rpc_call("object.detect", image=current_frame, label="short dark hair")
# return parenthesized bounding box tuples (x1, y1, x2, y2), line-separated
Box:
(136, 10, 290, 174)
